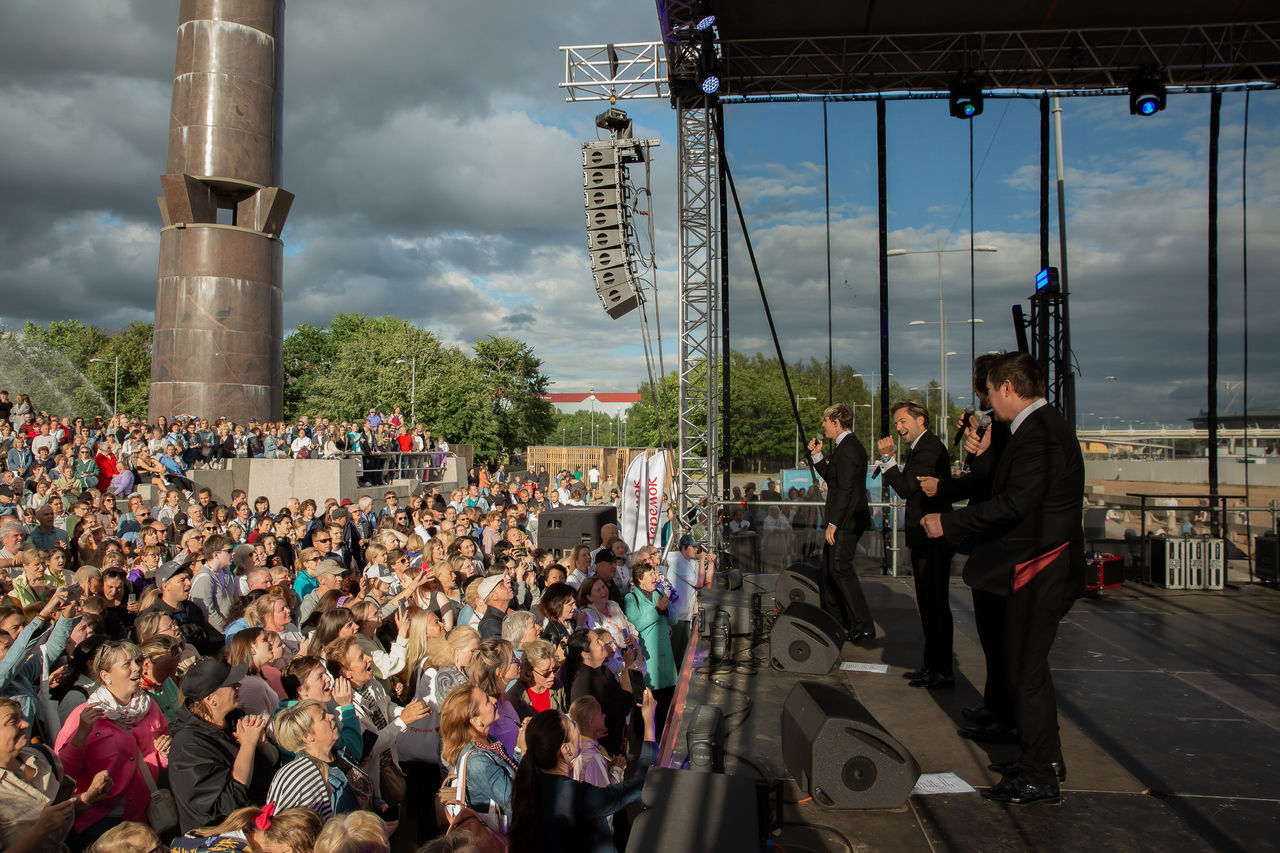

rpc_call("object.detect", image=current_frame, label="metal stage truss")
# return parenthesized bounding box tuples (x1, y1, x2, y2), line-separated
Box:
(560, 1, 1279, 549)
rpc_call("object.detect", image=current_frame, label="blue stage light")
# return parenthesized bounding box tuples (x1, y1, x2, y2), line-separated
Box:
(1128, 70, 1166, 116)
(949, 74, 983, 119)
(700, 74, 720, 94)
(693, 1, 715, 30)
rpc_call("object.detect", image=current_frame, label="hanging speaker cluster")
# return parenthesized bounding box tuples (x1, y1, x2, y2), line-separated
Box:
(583, 141, 643, 319)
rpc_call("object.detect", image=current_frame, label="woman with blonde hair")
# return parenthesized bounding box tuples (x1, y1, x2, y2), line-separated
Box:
(267, 700, 369, 818)
(172, 805, 323, 853)
(87, 822, 160, 853)
(396, 608, 446, 699)
(417, 625, 479, 713)
(566, 544, 593, 587)
(311, 810, 391, 853)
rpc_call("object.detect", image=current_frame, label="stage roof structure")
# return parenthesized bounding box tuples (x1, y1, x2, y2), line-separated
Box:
(563, 3, 1280, 551)
(657, 0, 1280, 99)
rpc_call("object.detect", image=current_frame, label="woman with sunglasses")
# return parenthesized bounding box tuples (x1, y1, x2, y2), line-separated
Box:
(53, 641, 171, 845)
(506, 639, 565, 722)
(138, 635, 183, 722)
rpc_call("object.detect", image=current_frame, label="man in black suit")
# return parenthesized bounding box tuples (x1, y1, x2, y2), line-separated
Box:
(807, 402, 874, 642)
(923, 352, 1084, 805)
(921, 354, 1015, 732)
(878, 400, 954, 688)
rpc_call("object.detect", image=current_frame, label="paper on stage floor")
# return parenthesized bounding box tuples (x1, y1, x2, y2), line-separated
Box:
(839, 661, 890, 673)
(912, 773, 978, 795)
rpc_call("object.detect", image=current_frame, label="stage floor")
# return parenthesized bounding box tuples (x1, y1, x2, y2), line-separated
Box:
(667, 569, 1280, 853)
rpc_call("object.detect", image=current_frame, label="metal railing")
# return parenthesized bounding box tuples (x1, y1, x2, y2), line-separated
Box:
(706, 497, 904, 576)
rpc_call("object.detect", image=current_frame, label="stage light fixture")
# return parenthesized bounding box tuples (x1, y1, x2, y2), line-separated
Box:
(697, 29, 721, 95)
(949, 74, 983, 119)
(693, 1, 716, 31)
(1129, 70, 1166, 116)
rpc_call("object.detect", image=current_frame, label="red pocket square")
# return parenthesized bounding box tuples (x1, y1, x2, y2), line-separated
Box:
(1013, 541, 1069, 591)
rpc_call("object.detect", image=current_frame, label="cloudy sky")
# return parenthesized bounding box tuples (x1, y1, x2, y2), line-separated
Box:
(0, 2, 1276, 428)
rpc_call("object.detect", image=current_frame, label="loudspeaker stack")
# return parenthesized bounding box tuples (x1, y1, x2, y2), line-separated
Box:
(583, 142, 641, 319)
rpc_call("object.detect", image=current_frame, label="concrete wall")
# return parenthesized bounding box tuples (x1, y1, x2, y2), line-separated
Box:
(1086, 459, 1280, 487)
(190, 455, 464, 509)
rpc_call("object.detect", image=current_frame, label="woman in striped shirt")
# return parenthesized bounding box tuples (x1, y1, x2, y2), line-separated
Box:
(266, 700, 370, 819)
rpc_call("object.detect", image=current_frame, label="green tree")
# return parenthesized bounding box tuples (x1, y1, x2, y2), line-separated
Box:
(473, 336, 556, 453)
(20, 319, 152, 418)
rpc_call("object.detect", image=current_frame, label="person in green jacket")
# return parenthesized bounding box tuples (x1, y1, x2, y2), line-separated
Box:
(623, 555, 677, 739)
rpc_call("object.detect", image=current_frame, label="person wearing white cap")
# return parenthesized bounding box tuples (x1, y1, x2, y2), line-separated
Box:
(297, 560, 346, 623)
(476, 574, 514, 640)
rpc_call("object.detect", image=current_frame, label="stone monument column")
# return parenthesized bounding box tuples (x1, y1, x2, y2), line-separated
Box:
(150, 0, 293, 424)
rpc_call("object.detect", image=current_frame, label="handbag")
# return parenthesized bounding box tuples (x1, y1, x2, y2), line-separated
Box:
(135, 743, 179, 835)
(398, 665, 441, 764)
(437, 747, 507, 851)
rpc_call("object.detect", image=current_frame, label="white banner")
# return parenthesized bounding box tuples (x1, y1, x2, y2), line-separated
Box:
(643, 450, 668, 548)
(619, 450, 648, 551)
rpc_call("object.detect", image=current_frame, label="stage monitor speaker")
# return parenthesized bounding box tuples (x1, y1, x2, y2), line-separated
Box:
(770, 601, 843, 674)
(774, 559, 824, 608)
(1255, 535, 1278, 585)
(626, 768, 762, 853)
(537, 506, 618, 551)
(781, 680, 920, 810)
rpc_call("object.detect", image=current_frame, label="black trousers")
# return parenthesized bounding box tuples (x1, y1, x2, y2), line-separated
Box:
(908, 534, 955, 676)
(971, 588, 1013, 726)
(1004, 563, 1074, 785)
(822, 526, 873, 634)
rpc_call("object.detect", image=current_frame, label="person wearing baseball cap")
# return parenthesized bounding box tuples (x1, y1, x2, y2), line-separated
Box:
(476, 573, 514, 639)
(141, 560, 220, 655)
(168, 658, 271, 832)
(298, 559, 346, 624)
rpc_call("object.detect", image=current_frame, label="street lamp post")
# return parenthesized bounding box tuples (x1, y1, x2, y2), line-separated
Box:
(888, 242, 998, 438)
(851, 371, 892, 438)
(89, 357, 118, 418)
(794, 396, 817, 467)
(393, 358, 416, 425)
(851, 402, 872, 453)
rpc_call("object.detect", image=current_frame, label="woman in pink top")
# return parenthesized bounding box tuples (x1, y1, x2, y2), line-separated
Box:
(54, 641, 170, 843)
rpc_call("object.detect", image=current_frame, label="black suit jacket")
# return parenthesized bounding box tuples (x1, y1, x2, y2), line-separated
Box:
(882, 431, 953, 546)
(940, 403, 1085, 598)
(813, 432, 869, 532)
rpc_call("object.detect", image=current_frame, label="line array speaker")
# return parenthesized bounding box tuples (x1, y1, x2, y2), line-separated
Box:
(583, 141, 640, 319)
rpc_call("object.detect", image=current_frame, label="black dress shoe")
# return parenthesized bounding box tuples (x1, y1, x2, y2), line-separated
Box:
(909, 670, 956, 689)
(903, 667, 928, 680)
(988, 759, 1067, 783)
(962, 706, 995, 724)
(981, 775, 1061, 806)
(958, 722, 1019, 744)
(847, 629, 876, 644)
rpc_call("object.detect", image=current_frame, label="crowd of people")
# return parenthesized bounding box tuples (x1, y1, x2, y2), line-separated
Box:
(0, 392, 721, 853)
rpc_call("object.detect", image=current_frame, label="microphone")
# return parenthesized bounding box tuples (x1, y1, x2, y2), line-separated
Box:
(952, 407, 975, 446)
(870, 455, 892, 479)
(962, 412, 993, 469)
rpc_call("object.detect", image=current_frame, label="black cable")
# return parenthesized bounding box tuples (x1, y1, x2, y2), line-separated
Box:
(724, 749, 769, 782)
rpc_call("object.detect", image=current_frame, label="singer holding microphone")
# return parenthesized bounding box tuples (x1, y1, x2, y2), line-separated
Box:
(876, 400, 955, 688)
(807, 403, 875, 644)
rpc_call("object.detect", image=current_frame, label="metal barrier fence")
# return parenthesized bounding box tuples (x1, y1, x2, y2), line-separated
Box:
(337, 450, 455, 486)
(707, 497, 905, 577)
